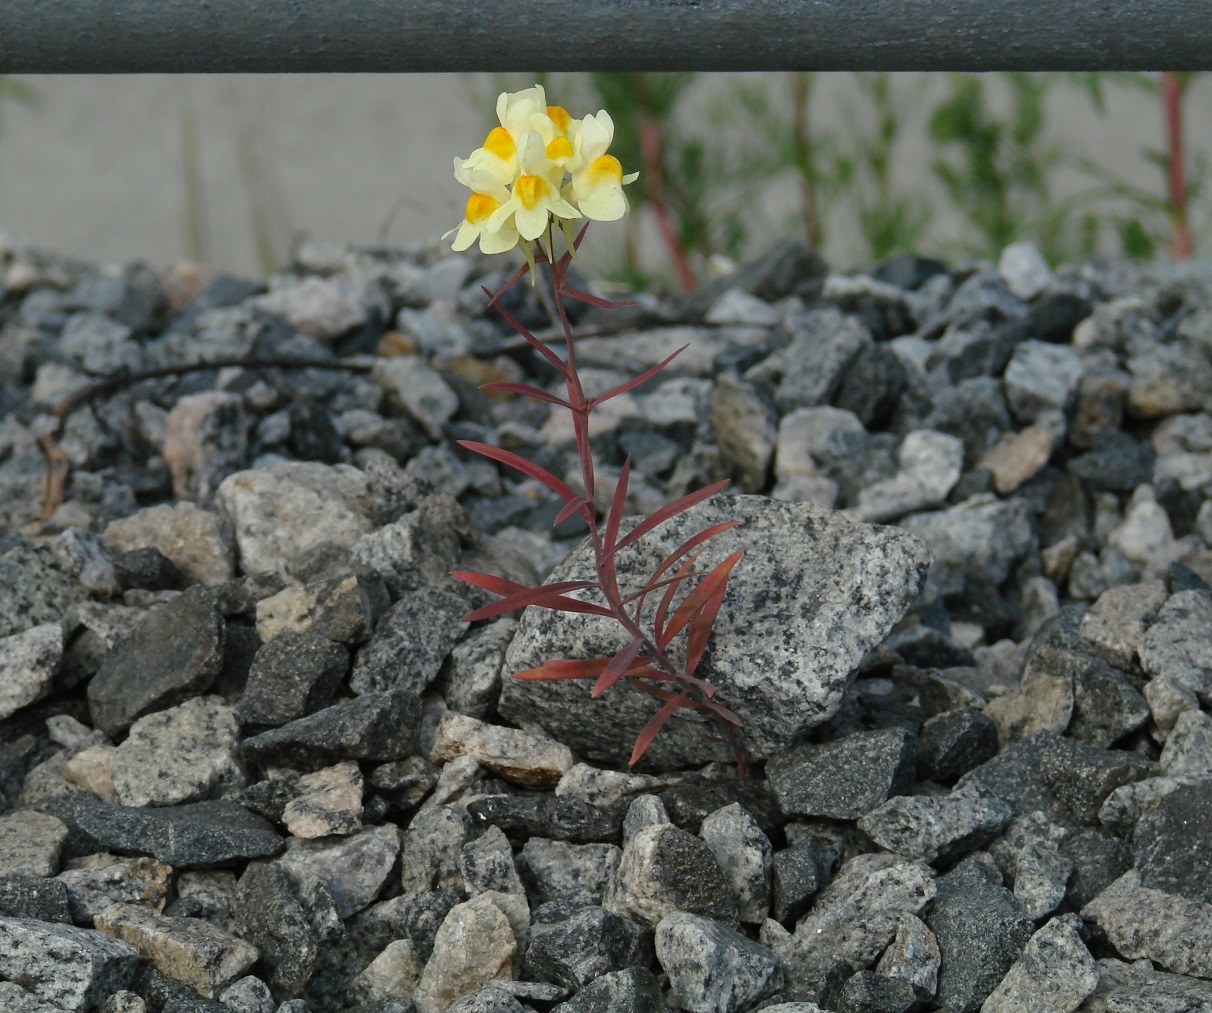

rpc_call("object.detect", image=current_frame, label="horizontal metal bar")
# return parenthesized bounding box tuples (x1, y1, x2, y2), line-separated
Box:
(2, 1, 1209, 73)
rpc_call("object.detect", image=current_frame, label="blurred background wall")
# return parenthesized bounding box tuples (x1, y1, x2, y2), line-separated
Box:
(0, 73, 1207, 284)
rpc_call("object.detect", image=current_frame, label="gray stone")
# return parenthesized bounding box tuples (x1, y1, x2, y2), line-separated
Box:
(996, 813, 1074, 920)
(445, 985, 524, 1013)
(94, 902, 259, 998)
(873, 913, 939, 1000)
(217, 975, 274, 1013)
(0, 874, 72, 922)
(235, 631, 348, 727)
(555, 764, 664, 811)
(857, 785, 1011, 863)
(854, 429, 964, 522)
(254, 573, 377, 645)
(57, 855, 173, 924)
(87, 591, 226, 737)
(0, 981, 63, 1012)
(605, 822, 736, 929)
(282, 760, 364, 839)
(1097, 773, 1212, 835)
(466, 792, 623, 846)
(700, 802, 772, 924)
(767, 727, 917, 820)
(432, 712, 574, 791)
(834, 971, 916, 1013)
(1159, 708, 1212, 773)
(0, 543, 86, 639)
(443, 619, 514, 719)
(216, 463, 378, 579)
(1080, 958, 1212, 1012)
(414, 893, 518, 1013)
(1060, 827, 1132, 912)
(516, 839, 621, 907)
(277, 823, 399, 918)
(1003, 339, 1083, 423)
(902, 495, 1032, 599)
(0, 915, 139, 1012)
(1133, 780, 1212, 904)
(980, 915, 1097, 1013)
(525, 903, 650, 991)
(354, 937, 421, 1006)
(36, 794, 283, 868)
(771, 835, 836, 925)
(712, 373, 776, 493)
(374, 358, 458, 441)
(351, 494, 471, 599)
(241, 688, 422, 765)
(499, 496, 929, 767)
(656, 912, 782, 1013)
(103, 502, 236, 586)
(998, 242, 1053, 300)
(917, 707, 999, 784)
(163, 392, 249, 503)
(110, 696, 242, 807)
(0, 810, 69, 877)
(1082, 870, 1212, 979)
(349, 585, 467, 696)
(925, 856, 1033, 1013)
(51, 527, 120, 597)
(1139, 590, 1212, 704)
(771, 854, 934, 997)
(255, 275, 366, 340)
(0, 622, 64, 722)
(460, 825, 525, 897)
(622, 794, 671, 845)
(549, 966, 665, 1013)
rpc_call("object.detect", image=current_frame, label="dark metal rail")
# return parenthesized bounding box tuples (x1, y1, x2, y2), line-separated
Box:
(1, 1, 1209, 74)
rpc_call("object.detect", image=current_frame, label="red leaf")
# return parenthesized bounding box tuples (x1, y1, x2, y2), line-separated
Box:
(660, 550, 743, 649)
(614, 480, 730, 553)
(553, 496, 590, 526)
(685, 556, 737, 676)
(588, 345, 688, 409)
(655, 550, 703, 645)
(629, 692, 690, 766)
(621, 568, 707, 607)
(458, 441, 581, 507)
(479, 382, 571, 409)
(563, 287, 640, 310)
(483, 262, 531, 306)
(695, 697, 743, 727)
(591, 638, 644, 698)
(461, 579, 603, 622)
(603, 458, 631, 555)
(482, 288, 569, 378)
(451, 572, 613, 621)
(626, 520, 738, 619)
(513, 654, 655, 681)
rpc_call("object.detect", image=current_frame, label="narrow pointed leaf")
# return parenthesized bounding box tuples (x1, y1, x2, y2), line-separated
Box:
(660, 550, 743, 649)
(479, 381, 571, 409)
(655, 549, 703, 645)
(685, 555, 739, 676)
(589, 345, 688, 408)
(603, 458, 631, 555)
(591, 638, 644, 698)
(482, 288, 569, 378)
(563, 287, 640, 310)
(513, 654, 654, 681)
(484, 262, 532, 307)
(451, 571, 612, 620)
(553, 496, 590, 526)
(462, 580, 608, 622)
(458, 441, 580, 505)
(621, 568, 708, 606)
(629, 520, 739, 618)
(630, 692, 690, 766)
(696, 697, 743, 727)
(615, 479, 730, 553)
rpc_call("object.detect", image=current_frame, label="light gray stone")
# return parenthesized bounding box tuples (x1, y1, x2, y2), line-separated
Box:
(57, 855, 173, 923)
(460, 825, 526, 898)
(1003, 339, 1083, 423)
(431, 712, 574, 791)
(51, 527, 120, 597)
(998, 243, 1053, 301)
(555, 764, 664, 810)
(699, 803, 772, 924)
(255, 275, 367, 340)
(443, 619, 515, 719)
(0, 810, 69, 877)
(110, 696, 243, 807)
(277, 823, 400, 919)
(857, 785, 1012, 863)
(103, 502, 235, 586)
(1160, 709, 1212, 774)
(0, 915, 139, 1012)
(374, 357, 459, 440)
(711, 373, 776, 493)
(0, 981, 63, 1013)
(1080, 958, 1212, 1012)
(622, 794, 671, 846)
(516, 838, 621, 907)
(1078, 579, 1169, 670)
(980, 914, 1097, 1013)
(874, 913, 940, 999)
(499, 495, 930, 767)
(656, 912, 782, 1013)
(1140, 590, 1212, 703)
(414, 893, 518, 1013)
(0, 621, 63, 722)
(282, 760, 364, 838)
(254, 573, 377, 645)
(217, 974, 275, 1013)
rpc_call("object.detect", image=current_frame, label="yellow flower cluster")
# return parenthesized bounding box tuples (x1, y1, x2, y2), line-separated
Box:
(445, 85, 639, 257)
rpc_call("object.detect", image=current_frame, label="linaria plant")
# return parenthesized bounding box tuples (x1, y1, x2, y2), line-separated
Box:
(445, 84, 748, 774)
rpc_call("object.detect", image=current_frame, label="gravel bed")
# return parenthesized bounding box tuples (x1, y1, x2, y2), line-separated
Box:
(0, 232, 1210, 1012)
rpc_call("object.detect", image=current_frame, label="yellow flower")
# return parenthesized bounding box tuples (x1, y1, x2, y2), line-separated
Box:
(486, 132, 581, 242)
(569, 110, 639, 222)
(443, 158, 520, 254)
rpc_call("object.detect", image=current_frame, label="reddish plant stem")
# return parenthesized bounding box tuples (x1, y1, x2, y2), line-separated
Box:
(638, 115, 698, 293)
(1162, 72, 1194, 260)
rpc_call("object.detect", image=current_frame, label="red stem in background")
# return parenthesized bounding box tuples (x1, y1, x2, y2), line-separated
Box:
(1162, 72, 1194, 260)
(639, 115, 698, 293)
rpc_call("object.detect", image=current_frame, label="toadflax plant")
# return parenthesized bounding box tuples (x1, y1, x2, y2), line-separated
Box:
(445, 85, 748, 774)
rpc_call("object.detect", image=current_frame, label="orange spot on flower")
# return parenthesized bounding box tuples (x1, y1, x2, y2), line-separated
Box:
(484, 127, 515, 160)
(547, 105, 572, 133)
(588, 154, 624, 185)
(546, 136, 574, 160)
(515, 174, 548, 209)
(465, 192, 499, 223)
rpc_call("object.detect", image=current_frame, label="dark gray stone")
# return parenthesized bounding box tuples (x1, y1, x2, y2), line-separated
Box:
(549, 966, 665, 1013)
(656, 911, 783, 1013)
(112, 546, 183, 591)
(658, 775, 783, 838)
(856, 785, 1011, 864)
(767, 727, 917, 820)
(1133, 780, 1212, 905)
(1069, 430, 1155, 492)
(524, 903, 650, 990)
(834, 970, 917, 1013)
(240, 688, 422, 765)
(1060, 826, 1133, 912)
(36, 794, 282, 868)
(1082, 957, 1212, 1011)
(0, 874, 72, 922)
(349, 584, 467, 696)
(235, 631, 349, 726)
(87, 591, 225, 736)
(515, 838, 620, 907)
(925, 857, 1034, 1013)
(771, 836, 837, 925)
(466, 794, 622, 844)
(917, 707, 998, 783)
